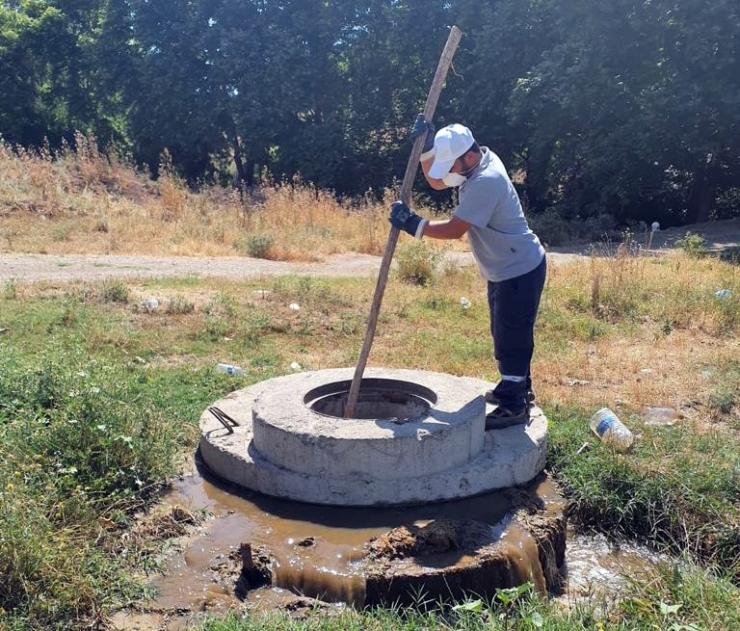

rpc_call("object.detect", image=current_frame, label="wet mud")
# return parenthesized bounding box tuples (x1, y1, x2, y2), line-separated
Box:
(109, 460, 664, 630)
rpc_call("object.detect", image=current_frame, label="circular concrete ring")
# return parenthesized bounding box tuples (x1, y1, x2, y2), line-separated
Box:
(251, 368, 486, 480)
(199, 368, 548, 506)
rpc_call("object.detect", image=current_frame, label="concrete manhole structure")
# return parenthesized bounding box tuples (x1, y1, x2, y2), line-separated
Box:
(199, 367, 548, 506)
(197, 367, 562, 605)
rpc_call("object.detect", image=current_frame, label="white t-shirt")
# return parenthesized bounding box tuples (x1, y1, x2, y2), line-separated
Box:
(454, 147, 545, 282)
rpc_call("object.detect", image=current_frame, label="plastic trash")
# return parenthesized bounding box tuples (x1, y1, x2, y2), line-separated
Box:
(460, 297, 471, 310)
(643, 406, 679, 427)
(216, 363, 244, 376)
(289, 303, 300, 311)
(140, 298, 159, 310)
(714, 289, 731, 299)
(290, 362, 302, 371)
(589, 408, 634, 451)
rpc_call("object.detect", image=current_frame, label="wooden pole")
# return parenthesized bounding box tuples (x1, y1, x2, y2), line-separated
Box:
(344, 26, 463, 418)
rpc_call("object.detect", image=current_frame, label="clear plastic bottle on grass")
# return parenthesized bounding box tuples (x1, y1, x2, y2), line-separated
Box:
(642, 406, 678, 427)
(589, 407, 634, 451)
(216, 363, 244, 376)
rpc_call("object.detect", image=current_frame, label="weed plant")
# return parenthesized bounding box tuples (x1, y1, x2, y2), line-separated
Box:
(238, 233, 275, 259)
(675, 232, 708, 258)
(395, 240, 444, 286)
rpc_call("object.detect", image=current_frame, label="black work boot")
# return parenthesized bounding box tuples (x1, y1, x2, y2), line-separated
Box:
(483, 380, 530, 430)
(485, 405, 530, 430)
(485, 388, 535, 408)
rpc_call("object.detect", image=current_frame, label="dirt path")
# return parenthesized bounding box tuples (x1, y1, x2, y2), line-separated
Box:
(0, 252, 392, 283)
(2, 216, 738, 283)
(0, 250, 584, 283)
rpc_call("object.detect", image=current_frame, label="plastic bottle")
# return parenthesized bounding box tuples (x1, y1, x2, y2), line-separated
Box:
(589, 407, 634, 451)
(642, 406, 678, 427)
(216, 363, 244, 376)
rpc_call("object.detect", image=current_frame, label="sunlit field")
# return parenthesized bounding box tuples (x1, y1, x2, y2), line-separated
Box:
(1, 140, 739, 631)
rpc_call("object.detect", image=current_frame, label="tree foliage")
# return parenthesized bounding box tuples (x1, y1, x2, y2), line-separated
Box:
(0, 0, 738, 226)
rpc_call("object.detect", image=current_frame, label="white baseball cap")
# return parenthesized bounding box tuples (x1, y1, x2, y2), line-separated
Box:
(428, 124, 476, 179)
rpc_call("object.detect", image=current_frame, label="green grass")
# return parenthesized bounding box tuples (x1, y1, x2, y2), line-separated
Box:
(0, 349, 200, 629)
(196, 567, 740, 630)
(1, 255, 740, 629)
(546, 403, 740, 577)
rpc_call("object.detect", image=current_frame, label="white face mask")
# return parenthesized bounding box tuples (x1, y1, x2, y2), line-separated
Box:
(442, 172, 467, 188)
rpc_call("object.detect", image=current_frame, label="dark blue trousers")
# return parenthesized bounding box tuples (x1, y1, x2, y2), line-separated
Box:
(486, 256, 547, 410)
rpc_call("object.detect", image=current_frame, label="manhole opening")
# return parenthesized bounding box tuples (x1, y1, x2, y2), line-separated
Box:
(304, 378, 437, 420)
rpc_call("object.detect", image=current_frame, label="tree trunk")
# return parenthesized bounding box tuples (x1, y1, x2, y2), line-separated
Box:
(230, 120, 249, 187)
(686, 157, 719, 224)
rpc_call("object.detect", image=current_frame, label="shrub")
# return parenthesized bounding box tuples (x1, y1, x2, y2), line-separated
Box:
(166, 297, 195, 315)
(395, 241, 442, 286)
(240, 233, 275, 259)
(675, 231, 707, 258)
(528, 209, 571, 246)
(101, 281, 130, 304)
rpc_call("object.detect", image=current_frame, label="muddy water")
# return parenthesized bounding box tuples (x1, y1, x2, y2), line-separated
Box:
(116, 464, 665, 629)
(154, 463, 513, 608)
(563, 528, 668, 600)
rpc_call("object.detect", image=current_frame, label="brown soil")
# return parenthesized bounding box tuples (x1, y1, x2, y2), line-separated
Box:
(0, 249, 577, 283)
(0, 251, 394, 283)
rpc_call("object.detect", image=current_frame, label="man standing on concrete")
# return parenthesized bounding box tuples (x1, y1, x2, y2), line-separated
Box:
(388, 115, 546, 430)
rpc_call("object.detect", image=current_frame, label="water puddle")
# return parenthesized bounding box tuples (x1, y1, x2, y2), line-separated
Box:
(109, 463, 666, 630)
(155, 463, 512, 602)
(562, 528, 668, 601)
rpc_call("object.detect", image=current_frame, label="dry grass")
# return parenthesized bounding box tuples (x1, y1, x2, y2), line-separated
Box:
(1, 135, 737, 433)
(0, 136, 456, 261)
(537, 247, 739, 431)
(2, 142, 739, 630)
(14, 246, 736, 438)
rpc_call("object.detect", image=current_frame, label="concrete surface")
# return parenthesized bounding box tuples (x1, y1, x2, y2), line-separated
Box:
(199, 367, 548, 506)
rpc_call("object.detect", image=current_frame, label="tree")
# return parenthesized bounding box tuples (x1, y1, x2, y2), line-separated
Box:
(0, 0, 125, 148)
(506, 0, 740, 225)
(2, 0, 738, 224)
(118, 0, 227, 179)
(641, 0, 740, 223)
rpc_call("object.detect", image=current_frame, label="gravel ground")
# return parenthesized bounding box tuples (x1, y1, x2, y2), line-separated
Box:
(0, 250, 582, 284)
(0, 252, 400, 283)
(2, 218, 738, 284)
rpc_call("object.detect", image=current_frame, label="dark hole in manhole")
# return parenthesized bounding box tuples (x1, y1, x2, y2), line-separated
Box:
(304, 378, 437, 420)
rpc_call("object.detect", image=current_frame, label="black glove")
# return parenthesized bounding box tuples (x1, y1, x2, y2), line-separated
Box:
(389, 200, 425, 237)
(410, 113, 435, 156)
